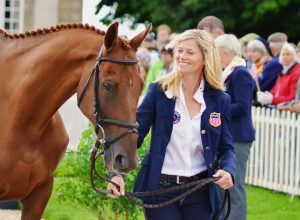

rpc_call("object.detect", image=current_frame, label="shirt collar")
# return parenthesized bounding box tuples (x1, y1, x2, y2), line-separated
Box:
(164, 79, 205, 102)
(193, 79, 205, 104)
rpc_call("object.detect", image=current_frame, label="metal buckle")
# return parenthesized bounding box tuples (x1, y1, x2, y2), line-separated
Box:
(176, 176, 181, 184)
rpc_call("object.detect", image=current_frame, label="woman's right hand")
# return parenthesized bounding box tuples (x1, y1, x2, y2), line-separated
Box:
(107, 175, 125, 198)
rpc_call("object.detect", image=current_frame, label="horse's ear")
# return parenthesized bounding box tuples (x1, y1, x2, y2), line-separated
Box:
(104, 22, 119, 50)
(130, 24, 152, 50)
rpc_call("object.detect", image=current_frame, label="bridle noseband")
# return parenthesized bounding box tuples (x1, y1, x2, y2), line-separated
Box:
(77, 45, 139, 149)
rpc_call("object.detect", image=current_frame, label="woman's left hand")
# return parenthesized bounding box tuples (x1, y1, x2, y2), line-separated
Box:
(213, 169, 233, 190)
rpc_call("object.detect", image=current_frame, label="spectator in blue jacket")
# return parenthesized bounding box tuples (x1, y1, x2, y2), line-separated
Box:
(216, 34, 255, 220)
(108, 29, 236, 220)
(253, 33, 287, 95)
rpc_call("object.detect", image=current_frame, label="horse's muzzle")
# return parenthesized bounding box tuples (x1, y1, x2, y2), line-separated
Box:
(104, 148, 137, 173)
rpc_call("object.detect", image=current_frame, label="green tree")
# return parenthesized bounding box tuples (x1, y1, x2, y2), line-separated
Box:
(96, 0, 300, 42)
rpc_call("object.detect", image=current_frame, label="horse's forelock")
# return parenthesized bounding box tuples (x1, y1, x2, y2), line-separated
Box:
(119, 37, 133, 50)
(0, 23, 105, 40)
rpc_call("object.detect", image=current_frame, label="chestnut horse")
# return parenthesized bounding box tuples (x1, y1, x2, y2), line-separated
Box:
(0, 22, 150, 219)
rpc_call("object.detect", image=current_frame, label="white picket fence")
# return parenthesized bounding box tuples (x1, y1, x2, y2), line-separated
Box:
(247, 106, 300, 196)
(58, 100, 300, 196)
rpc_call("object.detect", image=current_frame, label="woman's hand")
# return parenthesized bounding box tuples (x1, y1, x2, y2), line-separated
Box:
(107, 175, 125, 198)
(213, 169, 233, 190)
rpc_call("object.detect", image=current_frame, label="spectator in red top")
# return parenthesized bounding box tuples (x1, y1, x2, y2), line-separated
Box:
(257, 43, 300, 106)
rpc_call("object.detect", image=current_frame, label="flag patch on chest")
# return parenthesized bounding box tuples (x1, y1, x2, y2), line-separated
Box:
(209, 112, 221, 127)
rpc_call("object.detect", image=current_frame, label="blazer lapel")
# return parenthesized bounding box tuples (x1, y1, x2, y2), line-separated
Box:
(201, 85, 217, 129)
(165, 97, 176, 141)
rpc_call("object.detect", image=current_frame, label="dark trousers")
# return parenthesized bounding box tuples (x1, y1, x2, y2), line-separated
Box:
(144, 182, 212, 220)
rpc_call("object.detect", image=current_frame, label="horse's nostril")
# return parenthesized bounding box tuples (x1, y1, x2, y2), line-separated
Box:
(114, 154, 129, 170)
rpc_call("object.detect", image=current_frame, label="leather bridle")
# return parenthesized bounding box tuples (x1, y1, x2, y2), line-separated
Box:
(77, 44, 140, 198)
(77, 45, 139, 149)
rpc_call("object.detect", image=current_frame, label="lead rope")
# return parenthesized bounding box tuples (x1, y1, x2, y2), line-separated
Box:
(89, 140, 231, 219)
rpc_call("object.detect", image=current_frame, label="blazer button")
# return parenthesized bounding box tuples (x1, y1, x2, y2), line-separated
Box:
(205, 146, 210, 151)
(209, 163, 213, 168)
(201, 129, 206, 134)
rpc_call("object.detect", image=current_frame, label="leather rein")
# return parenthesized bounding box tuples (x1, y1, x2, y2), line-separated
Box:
(77, 45, 230, 219)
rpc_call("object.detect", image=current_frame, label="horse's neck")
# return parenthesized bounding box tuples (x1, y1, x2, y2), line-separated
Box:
(2, 31, 102, 132)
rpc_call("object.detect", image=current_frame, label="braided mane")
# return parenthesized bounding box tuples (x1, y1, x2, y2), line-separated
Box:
(0, 23, 105, 39)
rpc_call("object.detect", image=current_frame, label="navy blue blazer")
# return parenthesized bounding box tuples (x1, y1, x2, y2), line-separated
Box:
(134, 81, 237, 212)
(225, 66, 255, 142)
(254, 56, 282, 92)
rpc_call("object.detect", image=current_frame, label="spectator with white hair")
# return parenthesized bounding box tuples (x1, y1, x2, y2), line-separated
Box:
(257, 43, 300, 106)
(247, 39, 270, 78)
(215, 34, 255, 220)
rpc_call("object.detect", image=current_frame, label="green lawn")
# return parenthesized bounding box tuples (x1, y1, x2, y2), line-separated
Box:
(43, 196, 98, 220)
(247, 185, 300, 220)
(43, 185, 300, 220)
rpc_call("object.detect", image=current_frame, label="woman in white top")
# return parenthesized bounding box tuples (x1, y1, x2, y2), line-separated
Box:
(108, 29, 236, 220)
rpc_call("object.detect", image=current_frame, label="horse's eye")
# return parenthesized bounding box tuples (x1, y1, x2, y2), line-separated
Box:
(103, 82, 114, 93)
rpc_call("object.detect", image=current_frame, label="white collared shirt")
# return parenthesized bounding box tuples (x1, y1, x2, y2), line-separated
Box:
(161, 80, 207, 176)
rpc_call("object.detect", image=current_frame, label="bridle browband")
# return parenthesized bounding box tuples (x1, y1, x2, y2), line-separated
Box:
(77, 45, 139, 148)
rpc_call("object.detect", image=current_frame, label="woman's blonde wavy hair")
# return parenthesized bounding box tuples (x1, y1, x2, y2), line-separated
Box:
(158, 29, 224, 98)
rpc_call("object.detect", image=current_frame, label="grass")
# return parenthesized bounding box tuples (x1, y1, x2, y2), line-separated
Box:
(43, 185, 300, 220)
(43, 196, 98, 220)
(247, 185, 300, 220)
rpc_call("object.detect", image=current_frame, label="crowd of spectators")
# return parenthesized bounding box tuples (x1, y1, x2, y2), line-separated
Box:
(137, 16, 300, 113)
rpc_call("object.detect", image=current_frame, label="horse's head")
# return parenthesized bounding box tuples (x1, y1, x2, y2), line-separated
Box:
(78, 22, 151, 174)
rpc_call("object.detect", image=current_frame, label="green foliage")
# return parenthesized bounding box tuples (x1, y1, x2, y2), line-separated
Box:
(52, 124, 150, 219)
(95, 0, 300, 42)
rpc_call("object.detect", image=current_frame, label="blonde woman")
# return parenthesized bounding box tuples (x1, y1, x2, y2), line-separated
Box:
(108, 29, 236, 219)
